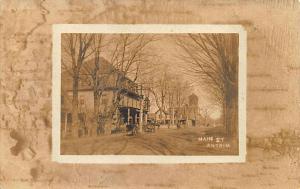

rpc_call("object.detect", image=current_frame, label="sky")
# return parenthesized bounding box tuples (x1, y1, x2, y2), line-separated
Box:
(146, 34, 222, 120)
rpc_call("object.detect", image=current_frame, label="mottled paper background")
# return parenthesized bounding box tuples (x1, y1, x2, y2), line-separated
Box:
(0, 0, 300, 188)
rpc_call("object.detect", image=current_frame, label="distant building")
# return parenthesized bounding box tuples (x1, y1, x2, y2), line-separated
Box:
(61, 57, 150, 137)
(150, 93, 203, 126)
(189, 93, 199, 107)
(154, 109, 169, 124)
(187, 93, 200, 126)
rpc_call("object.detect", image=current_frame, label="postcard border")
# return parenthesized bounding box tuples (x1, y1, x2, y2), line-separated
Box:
(52, 24, 247, 164)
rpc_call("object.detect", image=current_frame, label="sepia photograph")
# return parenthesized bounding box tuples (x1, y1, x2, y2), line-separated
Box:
(52, 25, 246, 163)
(2, 1, 300, 188)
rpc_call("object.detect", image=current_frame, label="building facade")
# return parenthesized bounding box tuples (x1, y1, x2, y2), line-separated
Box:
(152, 93, 202, 127)
(61, 58, 150, 137)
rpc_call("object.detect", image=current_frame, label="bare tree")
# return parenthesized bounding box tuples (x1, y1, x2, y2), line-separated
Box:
(61, 33, 94, 137)
(143, 67, 191, 126)
(199, 105, 214, 126)
(80, 34, 110, 136)
(176, 33, 238, 136)
(99, 34, 156, 134)
(156, 69, 168, 123)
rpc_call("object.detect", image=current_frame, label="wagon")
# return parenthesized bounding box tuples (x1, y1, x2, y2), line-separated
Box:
(146, 119, 160, 131)
(143, 124, 155, 133)
(126, 123, 138, 136)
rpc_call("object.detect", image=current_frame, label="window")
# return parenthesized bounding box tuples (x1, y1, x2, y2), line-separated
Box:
(67, 113, 72, 123)
(78, 113, 86, 123)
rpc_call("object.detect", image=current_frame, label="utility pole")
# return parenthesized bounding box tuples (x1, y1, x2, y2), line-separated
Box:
(139, 98, 144, 133)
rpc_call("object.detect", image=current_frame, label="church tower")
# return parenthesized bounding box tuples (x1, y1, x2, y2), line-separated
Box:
(188, 93, 199, 126)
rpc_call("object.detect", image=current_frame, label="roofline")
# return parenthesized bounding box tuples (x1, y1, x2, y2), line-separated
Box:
(64, 87, 143, 99)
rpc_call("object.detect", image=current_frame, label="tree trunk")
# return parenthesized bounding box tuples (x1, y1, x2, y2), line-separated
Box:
(223, 90, 238, 137)
(159, 109, 162, 124)
(225, 98, 232, 136)
(72, 75, 79, 138)
(102, 91, 122, 135)
(90, 90, 99, 136)
(104, 118, 112, 135)
(230, 89, 238, 137)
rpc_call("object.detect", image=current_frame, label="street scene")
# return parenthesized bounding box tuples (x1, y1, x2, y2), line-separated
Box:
(61, 126, 238, 155)
(60, 33, 239, 155)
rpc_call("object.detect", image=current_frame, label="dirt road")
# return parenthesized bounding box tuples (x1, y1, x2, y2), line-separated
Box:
(61, 126, 237, 155)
